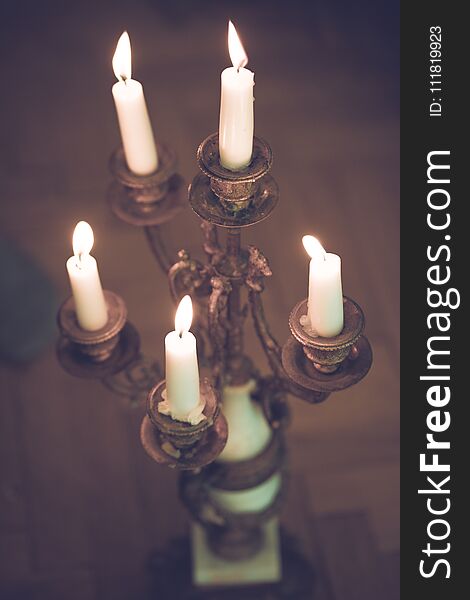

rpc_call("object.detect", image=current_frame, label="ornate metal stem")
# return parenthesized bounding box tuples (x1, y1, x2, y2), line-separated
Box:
(222, 229, 252, 386)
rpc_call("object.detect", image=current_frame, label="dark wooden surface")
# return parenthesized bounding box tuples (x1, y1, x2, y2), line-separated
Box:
(0, 1, 399, 598)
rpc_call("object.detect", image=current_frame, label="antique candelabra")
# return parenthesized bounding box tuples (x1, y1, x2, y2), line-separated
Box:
(57, 131, 372, 595)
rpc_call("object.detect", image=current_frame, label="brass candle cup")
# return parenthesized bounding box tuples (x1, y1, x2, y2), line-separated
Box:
(108, 142, 185, 226)
(188, 133, 279, 228)
(57, 290, 139, 379)
(282, 296, 373, 392)
(141, 378, 228, 470)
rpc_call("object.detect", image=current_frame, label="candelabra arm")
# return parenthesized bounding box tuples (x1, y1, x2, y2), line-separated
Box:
(144, 225, 173, 274)
(143, 214, 215, 366)
(248, 288, 282, 375)
(249, 287, 329, 404)
(167, 249, 211, 303)
(101, 352, 163, 407)
(244, 245, 329, 402)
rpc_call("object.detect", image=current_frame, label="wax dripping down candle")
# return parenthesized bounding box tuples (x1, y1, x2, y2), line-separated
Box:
(66, 222, 108, 331)
(302, 235, 344, 338)
(112, 31, 158, 175)
(218, 21, 255, 171)
(161, 295, 205, 424)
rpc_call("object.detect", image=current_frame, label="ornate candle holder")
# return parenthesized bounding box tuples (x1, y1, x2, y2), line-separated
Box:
(108, 142, 185, 227)
(282, 296, 373, 393)
(57, 128, 374, 596)
(141, 378, 228, 470)
(57, 290, 139, 379)
(188, 133, 279, 227)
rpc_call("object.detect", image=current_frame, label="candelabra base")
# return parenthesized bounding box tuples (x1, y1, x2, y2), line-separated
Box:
(147, 528, 315, 599)
(192, 520, 281, 587)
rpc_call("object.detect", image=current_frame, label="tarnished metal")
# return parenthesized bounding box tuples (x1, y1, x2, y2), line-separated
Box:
(179, 442, 288, 560)
(58, 129, 374, 569)
(189, 171, 279, 228)
(200, 221, 224, 266)
(282, 334, 373, 393)
(197, 133, 273, 206)
(56, 291, 139, 380)
(102, 354, 162, 407)
(188, 133, 279, 228)
(204, 431, 285, 492)
(243, 247, 330, 402)
(289, 297, 364, 370)
(282, 297, 373, 392)
(168, 249, 211, 302)
(141, 378, 228, 470)
(207, 274, 232, 388)
(108, 144, 185, 226)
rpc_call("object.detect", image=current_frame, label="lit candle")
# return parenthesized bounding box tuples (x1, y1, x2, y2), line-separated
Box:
(218, 21, 254, 171)
(302, 235, 344, 338)
(160, 296, 204, 424)
(112, 31, 158, 175)
(66, 221, 108, 331)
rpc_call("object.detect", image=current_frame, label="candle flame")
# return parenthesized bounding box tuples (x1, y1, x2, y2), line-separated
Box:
(302, 235, 326, 261)
(228, 21, 248, 70)
(113, 31, 132, 82)
(73, 221, 94, 259)
(175, 295, 193, 336)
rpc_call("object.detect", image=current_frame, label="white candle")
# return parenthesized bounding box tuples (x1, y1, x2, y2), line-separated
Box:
(302, 235, 344, 337)
(162, 295, 202, 422)
(218, 21, 254, 171)
(112, 31, 158, 175)
(66, 221, 108, 331)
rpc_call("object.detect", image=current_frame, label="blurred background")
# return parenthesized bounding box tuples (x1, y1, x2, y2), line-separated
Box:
(0, 0, 399, 598)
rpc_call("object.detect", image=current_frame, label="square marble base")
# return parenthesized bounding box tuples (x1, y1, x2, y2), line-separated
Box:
(191, 519, 282, 587)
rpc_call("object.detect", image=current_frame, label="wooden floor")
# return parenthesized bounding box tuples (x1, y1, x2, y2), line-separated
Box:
(0, 1, 399, 598)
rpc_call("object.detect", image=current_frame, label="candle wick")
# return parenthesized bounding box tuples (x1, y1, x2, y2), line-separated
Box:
(121, 75, 128, 85)
(178, 331, 183, 339)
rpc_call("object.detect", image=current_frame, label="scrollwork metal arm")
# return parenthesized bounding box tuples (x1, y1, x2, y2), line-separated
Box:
(144, 225, 173, 274)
